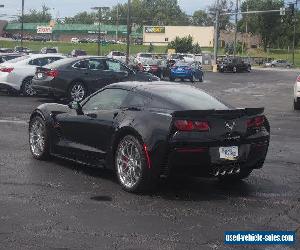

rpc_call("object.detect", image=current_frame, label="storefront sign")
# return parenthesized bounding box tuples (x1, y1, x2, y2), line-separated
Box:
(37, 26, 53, 34)
(144, 26, 165, 33)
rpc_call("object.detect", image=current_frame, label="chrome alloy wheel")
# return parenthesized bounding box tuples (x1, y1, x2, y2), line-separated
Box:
(70, 83, 85, 102)
(116, 137, 142, 189)
(23, 78, 36, 96)
(29, 118, 46, 157)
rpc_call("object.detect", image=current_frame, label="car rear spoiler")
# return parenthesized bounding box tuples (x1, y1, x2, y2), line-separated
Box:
(172, 108, 264, 119)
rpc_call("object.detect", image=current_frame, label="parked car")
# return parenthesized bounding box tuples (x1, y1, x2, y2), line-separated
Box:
(181, 53, 195, 63)
(32, 36, 48, 42)
(0, 48, 14, 53)
(71, 49, 87, 57)
(0, 53, 24, 64)
(136, 53, 153, 62)
(218, 57, 251, 73)
(107, 51, 126, 62)
(31, 56, 160, 102)
(0, 54, 65, 96)
(28, 81, 270, 193)
(294, 75, 300, 110)
(71, 37, 79, 43)
(265, 59, 292, 68)
(14, 46, 30, 53)
(41, 47, 58, 54)
(170, 61, 204, 82)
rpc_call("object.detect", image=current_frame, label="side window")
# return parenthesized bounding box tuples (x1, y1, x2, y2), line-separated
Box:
(83, 88, 129, 111)
(106, 59, 127, 72)
(73, 60, 89, 69)
(124, 92, 151, 108)
(88, 59, 106, 70)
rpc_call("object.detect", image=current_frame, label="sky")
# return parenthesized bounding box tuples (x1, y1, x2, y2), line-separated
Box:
(0, 0, 215, 20)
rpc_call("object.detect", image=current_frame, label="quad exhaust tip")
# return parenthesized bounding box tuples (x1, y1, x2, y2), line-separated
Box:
(214, 167, 241, 177)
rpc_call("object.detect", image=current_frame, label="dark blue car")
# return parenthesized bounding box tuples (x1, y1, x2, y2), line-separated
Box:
(170, 62, 204, 82)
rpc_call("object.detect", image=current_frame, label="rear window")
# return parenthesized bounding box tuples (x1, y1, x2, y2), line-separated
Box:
(112, 52, 125, 56)
(40, 57, 73, 69)
(7, 55, 30, 63)
(149, 86, 229, 110)
(139, 54, 152, 58)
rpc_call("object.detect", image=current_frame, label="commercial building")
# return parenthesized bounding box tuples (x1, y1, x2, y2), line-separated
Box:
(1, 22, 141, 42)
(143, 26, 214, 47)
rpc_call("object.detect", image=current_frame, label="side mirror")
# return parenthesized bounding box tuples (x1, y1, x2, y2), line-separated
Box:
(68, 101, 83, 115)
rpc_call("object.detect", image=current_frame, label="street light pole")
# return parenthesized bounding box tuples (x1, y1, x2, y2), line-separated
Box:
(213, 0, 220, 64)
(292, 1, 297, 66)
(233, 0, 239, 57)
(91, 7, 109, 56)
(126, 0, 131, 64)
(21, 0, 24, 48)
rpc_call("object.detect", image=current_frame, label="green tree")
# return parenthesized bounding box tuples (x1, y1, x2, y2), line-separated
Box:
(238, 0, 284, 51)
(168, 35, 202, 53)
(192, 10, 213, 26)
(17, 5, 52, 23)
(109, 0, 189, 26)
(208, 0, 233, 30)
(64, 11, 96, 24)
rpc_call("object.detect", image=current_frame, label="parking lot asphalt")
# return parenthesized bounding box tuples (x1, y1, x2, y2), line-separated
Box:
(0, 69, 299, 250)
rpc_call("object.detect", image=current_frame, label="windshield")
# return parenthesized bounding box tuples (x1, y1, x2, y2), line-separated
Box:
(149, 85, 229, 110)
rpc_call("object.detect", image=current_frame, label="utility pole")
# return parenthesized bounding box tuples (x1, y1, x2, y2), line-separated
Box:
(233, 0, 239, 57)
(126, 0, 131, 64)
(213, 0, 220, 64)
(245, 0, 248, 33)
(91, 7, 109, 56)
(116, 5, 119, 42)
(292, 2, 297, 66)
(21, 0, 24, 48)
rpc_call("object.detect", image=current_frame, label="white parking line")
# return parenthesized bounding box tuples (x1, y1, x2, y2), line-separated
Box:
(0, 119, 28, 125)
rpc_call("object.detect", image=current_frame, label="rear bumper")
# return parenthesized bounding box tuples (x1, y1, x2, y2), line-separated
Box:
(32, 79, 65, 97)
(171, 72, 193, 78)
(159, 140, 269, 177)
(0, 82, 21, 91)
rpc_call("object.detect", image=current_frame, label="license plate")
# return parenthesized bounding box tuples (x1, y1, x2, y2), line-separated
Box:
(37, 73, 44, 79)
(219, 146, 238, 160)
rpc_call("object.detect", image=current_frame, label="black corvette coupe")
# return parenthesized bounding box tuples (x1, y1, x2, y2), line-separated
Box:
(29, 82, 270, 192)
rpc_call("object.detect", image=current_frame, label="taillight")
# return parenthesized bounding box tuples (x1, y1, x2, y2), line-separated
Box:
(46, 69, 59, 78)
(174, 120, 210, 131)
(247, 116, 265, 128)
(0, 67, 14, 73)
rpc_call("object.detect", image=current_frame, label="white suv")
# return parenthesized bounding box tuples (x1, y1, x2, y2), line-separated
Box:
(0, 54, 65, 96)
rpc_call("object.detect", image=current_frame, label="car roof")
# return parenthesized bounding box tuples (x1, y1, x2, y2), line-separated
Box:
(109, 81, 186, 91)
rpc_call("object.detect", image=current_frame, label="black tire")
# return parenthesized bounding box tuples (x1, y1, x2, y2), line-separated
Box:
(218, 168, 252, 182)
(29, 115, 50, 160)
(190, 74, 199, 83)
(294, 100, 300, 110)
(199, 74, 204, 82)
(169, 76, 175, 81)
(247, 65, 251, 72)
(21, 77, 36, 96)
(115, 135, 157, 193)
(232, 66, 237, 73)
(68, 81, 87, 102)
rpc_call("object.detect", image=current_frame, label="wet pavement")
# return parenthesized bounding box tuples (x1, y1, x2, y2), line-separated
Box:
(0, 69, 299, 250)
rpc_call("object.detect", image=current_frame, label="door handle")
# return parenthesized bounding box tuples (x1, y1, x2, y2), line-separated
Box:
(86, 113, 97, 118)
